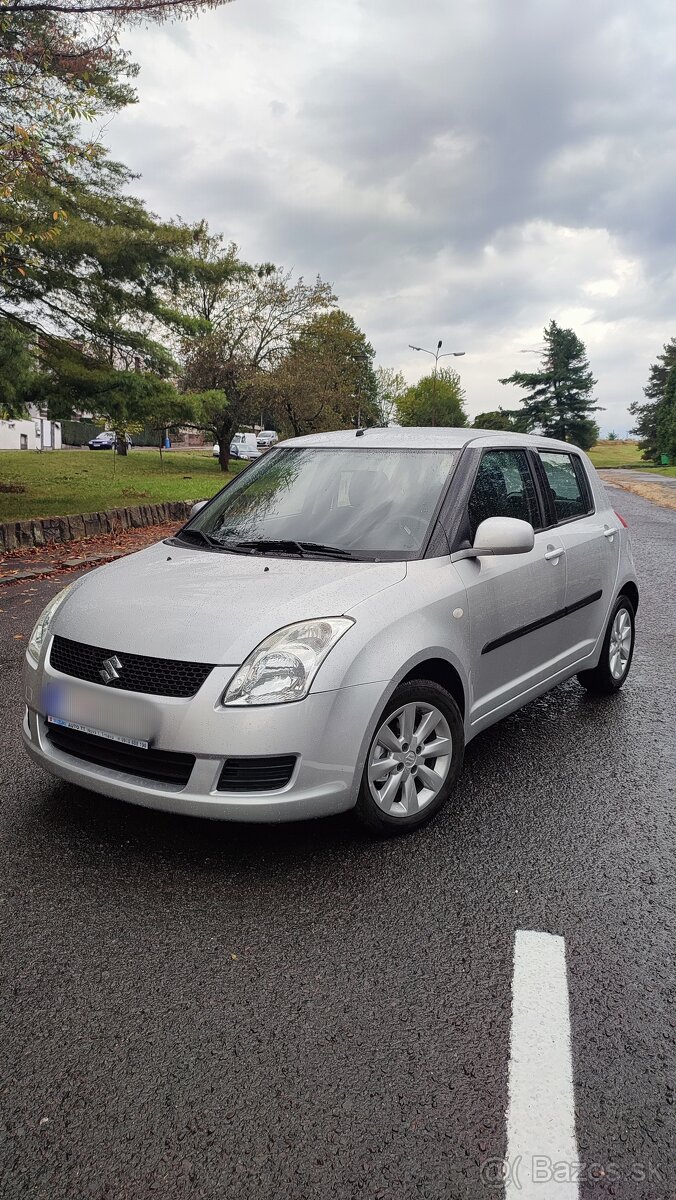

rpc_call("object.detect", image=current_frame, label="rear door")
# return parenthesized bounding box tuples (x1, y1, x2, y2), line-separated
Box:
(535, 449, 620, 660)
(452, 448, 567, 727)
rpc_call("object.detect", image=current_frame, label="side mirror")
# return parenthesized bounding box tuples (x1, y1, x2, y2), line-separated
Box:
(190, 500, 208, 518)
(452, 516, 535, 561)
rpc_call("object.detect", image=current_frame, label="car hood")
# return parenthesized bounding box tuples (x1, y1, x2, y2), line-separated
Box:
(53, 540, 407, 664)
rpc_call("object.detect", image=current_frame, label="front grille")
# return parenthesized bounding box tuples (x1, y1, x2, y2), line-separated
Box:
(50, 636, 214, 699)
(217, 755, 297, 793)
(45, 724, 195, 785)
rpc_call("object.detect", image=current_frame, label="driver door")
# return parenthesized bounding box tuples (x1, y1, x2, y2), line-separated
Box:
(452, 449, 567, 729)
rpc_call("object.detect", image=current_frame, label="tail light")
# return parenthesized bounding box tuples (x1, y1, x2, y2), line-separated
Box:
(614, 510, 628, 528)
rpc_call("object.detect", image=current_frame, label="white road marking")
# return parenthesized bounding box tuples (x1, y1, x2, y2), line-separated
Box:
(505, 930, 579, 1198)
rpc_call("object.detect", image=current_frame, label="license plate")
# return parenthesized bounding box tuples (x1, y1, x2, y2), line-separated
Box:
(47, 716, 149, 750)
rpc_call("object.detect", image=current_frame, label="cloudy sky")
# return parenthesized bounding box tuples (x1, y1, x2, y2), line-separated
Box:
(107, 0, 676, 433)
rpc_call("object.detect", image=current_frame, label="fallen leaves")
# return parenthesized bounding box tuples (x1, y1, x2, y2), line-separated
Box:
(0, 521, 183, 584)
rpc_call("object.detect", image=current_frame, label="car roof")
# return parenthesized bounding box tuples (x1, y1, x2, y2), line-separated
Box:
(278, 427, 583, 453)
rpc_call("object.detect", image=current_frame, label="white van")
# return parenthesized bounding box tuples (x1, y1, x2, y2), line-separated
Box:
(212, 433, 261, 461)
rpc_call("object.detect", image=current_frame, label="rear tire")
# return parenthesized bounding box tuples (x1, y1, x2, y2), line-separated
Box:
(577, 594, 635, 695)
(355, 680, 464, 836)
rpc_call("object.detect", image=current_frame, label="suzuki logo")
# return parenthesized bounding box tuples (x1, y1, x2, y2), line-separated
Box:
(99, 655, 123, 684)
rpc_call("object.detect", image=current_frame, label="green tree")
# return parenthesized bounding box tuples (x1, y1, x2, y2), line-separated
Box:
(0, 0, 232, 423)
(606, 430, 618, 441)
(374, 366, 406, 426)
(36, 344, 195, 457)
(0, 5, 135, 282)
(472, 407, 529, 432)
(168, 223, 249, 334)
(142, 389, 199, 468)
(629, 338, 676, 462)
(258, 310, 376, 438)
(499, 320, 601, 449)
(397, 367, 467, 428)
(181, 268, 335, 469)
(1, 0, 232, 275)
(0, 320, 38, 417)
(655, 365, 676, 462)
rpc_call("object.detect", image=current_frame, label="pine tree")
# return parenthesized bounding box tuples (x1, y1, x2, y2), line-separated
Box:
(655, 365, 676, 462)
(0, 1, 218, 429)
(499, 320, 601, 449)
(628, 338, 676, 462)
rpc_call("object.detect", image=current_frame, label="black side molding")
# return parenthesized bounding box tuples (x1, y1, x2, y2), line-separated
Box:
(482, 590, 603, 655)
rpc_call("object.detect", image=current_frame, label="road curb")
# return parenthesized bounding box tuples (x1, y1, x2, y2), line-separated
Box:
(0, 501, 194, 552)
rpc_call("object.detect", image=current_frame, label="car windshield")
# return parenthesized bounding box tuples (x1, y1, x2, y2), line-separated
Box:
(185, 446, 458, 559)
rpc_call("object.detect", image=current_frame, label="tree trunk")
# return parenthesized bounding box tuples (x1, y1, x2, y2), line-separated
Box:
(116, 433, 128, 456)
(285, 404, 302, 437)
(217, 423, 233, 472)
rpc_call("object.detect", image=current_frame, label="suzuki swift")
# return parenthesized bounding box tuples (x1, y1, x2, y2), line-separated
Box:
(23, 428, 638, 834)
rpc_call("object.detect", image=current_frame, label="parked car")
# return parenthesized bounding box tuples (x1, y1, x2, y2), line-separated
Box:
(256, 430, 278, 450)
(231, 432, 261, 460)
(23, 428, 638, 835)
(212, 433, 261, 460)
(88, 431, 132, 450)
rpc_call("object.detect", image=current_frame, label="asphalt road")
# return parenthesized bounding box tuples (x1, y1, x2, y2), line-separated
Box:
(604, 468, 676, 490)
(1, 488, 674, 1200)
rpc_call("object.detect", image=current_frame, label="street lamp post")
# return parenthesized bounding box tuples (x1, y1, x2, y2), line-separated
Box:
(409, 341, 465, 414)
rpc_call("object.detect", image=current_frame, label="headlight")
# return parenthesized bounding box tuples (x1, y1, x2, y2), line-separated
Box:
(27, 585, 73, 666)
(222, 617, 354, 706)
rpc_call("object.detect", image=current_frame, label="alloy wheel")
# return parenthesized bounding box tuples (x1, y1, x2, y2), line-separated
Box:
(367, 702, 453, 817)
(609, 607, 632, 680)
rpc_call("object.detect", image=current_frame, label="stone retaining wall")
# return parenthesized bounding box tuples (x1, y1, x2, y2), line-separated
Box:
(0, 501, 195, 553)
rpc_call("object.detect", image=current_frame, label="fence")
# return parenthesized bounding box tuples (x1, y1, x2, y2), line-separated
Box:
(60, 420, 172, 448)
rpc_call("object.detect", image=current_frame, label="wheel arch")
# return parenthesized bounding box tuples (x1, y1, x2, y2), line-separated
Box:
(348, 651, 469, 809)
(619, 580, 639, 614)
(400, 657, 466, 720)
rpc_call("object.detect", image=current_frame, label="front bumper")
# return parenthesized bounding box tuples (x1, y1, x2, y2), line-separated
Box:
(23, 647, 385, 822)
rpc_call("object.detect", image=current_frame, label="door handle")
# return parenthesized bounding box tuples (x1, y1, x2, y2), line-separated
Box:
(603, 527, 615, 539)
(544, 547, 565, 561)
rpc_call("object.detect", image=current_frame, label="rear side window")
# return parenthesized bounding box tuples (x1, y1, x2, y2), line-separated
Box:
(468, 450, 541, 540)
(538, 451, 590, 521)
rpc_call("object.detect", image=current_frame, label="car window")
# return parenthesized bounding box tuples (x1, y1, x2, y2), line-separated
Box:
(467, 450, 541, 540)
(538, 451, 589, 521)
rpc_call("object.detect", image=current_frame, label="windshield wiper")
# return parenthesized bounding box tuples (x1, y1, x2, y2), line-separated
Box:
(176, 527, 220, 548)
(175, 529, 250, 553)
(296, 542, 359, 560)
(233, 539, 360, 560)
(233, 539, 306, 556)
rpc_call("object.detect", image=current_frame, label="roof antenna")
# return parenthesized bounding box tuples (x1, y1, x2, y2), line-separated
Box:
(355, 427, 365, 437)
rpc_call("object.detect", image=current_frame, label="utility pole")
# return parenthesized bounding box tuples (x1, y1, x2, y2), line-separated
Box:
(409, 341, 465, 416)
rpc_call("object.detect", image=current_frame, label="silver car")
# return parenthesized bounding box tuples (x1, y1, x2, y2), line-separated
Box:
(23, 428, 638, 834)
(256, 430, 278, 450)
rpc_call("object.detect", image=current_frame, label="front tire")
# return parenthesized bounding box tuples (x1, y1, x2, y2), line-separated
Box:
(355, 680, 464, 835)
(577, 594, 635, 695)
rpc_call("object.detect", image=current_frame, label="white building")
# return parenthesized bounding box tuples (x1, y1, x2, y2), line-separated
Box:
(0, 416, 62, 451)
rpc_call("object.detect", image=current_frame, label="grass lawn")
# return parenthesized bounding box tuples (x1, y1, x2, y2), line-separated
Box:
(588, 440, 676, 476)
(0, 447, 242, 523)
(588, 440, 646, 468)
